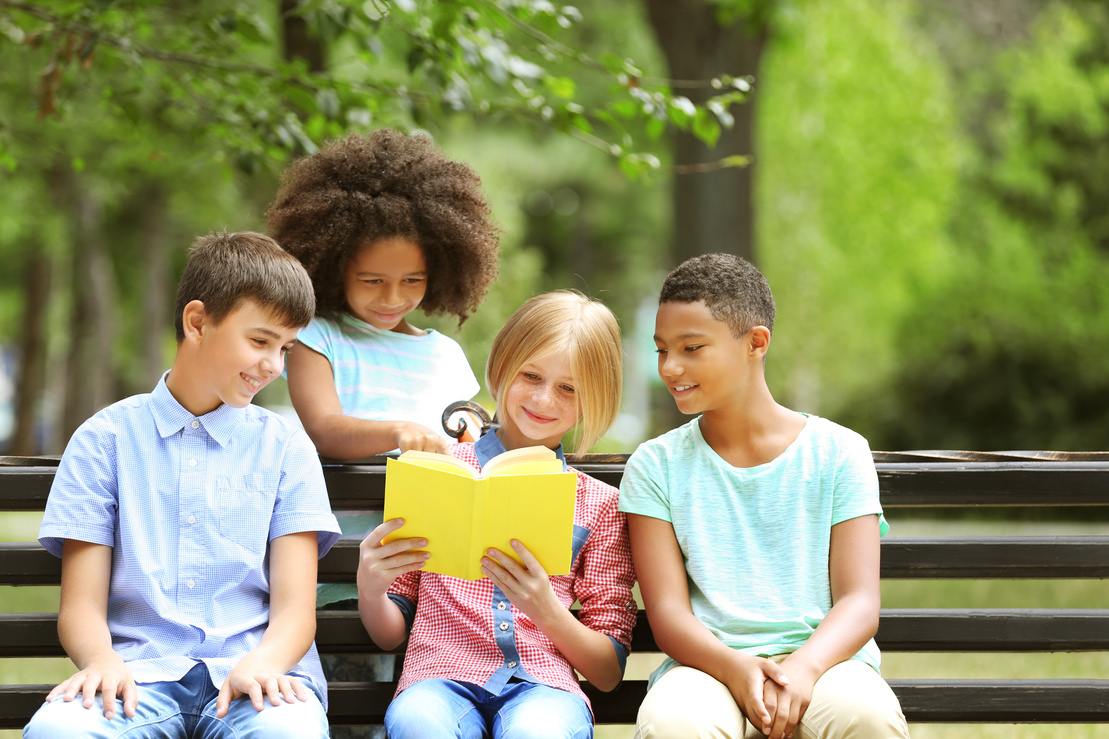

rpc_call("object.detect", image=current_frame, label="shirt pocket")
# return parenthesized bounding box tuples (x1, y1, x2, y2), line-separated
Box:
(215, 474, 276, 555)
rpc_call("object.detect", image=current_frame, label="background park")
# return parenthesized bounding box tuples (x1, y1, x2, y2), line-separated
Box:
(0, 0, 1106, 736)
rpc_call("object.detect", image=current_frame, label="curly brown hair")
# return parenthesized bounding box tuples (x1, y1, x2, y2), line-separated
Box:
(266, 129, 500, 323)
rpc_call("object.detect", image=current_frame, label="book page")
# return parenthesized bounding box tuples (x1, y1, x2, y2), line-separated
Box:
(396, 449, 476, 477)
(481, 445, 558, 475)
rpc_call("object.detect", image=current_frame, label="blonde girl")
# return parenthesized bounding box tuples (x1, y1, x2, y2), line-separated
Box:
(358, 291, 638, 739)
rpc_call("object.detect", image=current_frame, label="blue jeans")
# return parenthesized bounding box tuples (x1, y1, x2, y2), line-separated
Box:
(385, 678, 593, 739)
(23, 663, 329, 739)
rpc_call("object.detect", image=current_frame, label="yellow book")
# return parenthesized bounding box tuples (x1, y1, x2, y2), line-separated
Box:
(382, 446, 578, 580)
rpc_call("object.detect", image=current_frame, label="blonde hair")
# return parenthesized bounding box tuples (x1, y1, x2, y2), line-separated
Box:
(486, 291, 623, 455)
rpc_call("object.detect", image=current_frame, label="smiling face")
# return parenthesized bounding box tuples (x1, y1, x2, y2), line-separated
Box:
(171, 298, 300, 416)
(343, 236, 427, 334)
(654, 300, 761, 417)
(496, 350, 581, 452)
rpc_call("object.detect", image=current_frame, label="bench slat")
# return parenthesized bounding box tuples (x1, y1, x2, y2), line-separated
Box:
(6, 536, 1109, 587)
(5, 609, 1109, 658)
(5, 679, 1109, 729)
(7, 460, 1109, 511)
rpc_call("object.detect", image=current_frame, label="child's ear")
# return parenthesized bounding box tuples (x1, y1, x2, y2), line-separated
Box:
(181, 300, 208, 343)
(749, 326, 771, 358)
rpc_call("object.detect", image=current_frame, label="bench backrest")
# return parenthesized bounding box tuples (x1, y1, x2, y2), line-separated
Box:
(1, 451, 1108, 727)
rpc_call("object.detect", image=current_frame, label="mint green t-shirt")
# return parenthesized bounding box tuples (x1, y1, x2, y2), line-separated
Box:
(618, 414, 888, 685)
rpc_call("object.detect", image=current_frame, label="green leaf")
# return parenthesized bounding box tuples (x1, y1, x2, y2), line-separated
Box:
(692, 108, 721, 146)
(284, 87, 317, 114)
(547, 76, 576, 100)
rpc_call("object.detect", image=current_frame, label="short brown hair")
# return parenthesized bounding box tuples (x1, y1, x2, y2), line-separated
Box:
(660, 253, 775, 337)
(486, 291, 623, 454)
(265, 129, 500, 324)
(174, 231, 316, 342)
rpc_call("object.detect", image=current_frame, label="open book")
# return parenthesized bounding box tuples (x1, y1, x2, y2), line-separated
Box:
(382, 446, 578, 580)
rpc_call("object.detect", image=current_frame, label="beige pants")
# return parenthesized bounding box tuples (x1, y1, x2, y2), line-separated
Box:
(634, 657, 910, 739)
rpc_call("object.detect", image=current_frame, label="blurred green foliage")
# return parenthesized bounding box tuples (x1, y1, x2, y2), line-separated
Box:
(833, 1, 1109, 450)
(1, 0, 1108, 453)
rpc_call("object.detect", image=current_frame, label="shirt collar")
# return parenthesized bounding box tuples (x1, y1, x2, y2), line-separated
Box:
(473, 428, 567, 471)
(150, 371, 245, 447)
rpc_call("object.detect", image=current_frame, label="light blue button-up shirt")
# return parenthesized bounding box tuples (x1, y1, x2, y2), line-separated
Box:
(39, 373, 341, 705)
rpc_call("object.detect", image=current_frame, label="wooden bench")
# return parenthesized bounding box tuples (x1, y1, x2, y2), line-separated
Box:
(2, 451, 1108, 729)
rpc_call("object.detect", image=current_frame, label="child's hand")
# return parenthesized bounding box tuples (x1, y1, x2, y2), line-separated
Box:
(480, 540, 562, 623)
(45, 653, 137, 719)
(761, 661, 818, 739)
(216, 654, 312, 718)
(392, 422, 450, 455)
(720, 652, 791, 737)
(358, 518, 430, 598)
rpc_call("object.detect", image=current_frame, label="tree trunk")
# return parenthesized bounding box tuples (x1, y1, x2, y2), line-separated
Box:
(51, 165, 117, 447)
(644, 0, 766, 267)
(140, 185, 171, 391)
(10, 251, 51, 456)
(280, 0, 327, 71)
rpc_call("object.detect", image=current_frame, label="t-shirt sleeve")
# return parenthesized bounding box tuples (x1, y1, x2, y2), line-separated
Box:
(294, 316, 335, 364)
(38, 415, 119, 557)
(830, 430, 889, 536)
(439, 334, 480, 402)
(270, 428, 342, 555)
(617, 443, 673, 523)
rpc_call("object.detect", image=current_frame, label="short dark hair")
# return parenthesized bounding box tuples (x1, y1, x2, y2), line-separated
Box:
(659, 253, 775, 337)
(174, 231, 316, 342)
(265, 129, 500, 324)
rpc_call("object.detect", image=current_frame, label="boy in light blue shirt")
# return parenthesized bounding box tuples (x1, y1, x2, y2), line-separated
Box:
(619, 254, 909, 739)
(25, 232, 341, 739)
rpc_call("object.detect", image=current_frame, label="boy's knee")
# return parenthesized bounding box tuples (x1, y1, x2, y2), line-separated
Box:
(808, 702, 909, 739)
(24, 697, 123, 739)
(804, 661, 909, 739)
(635, 707, 741, 739)
(223, 694, 329, 739)
(634, 666, 744, 739)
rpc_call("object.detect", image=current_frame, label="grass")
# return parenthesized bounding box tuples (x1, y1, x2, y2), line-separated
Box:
(3, 513, 1106, 738)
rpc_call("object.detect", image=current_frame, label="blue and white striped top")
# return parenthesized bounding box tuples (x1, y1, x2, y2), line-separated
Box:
(296, 312, 479, 441)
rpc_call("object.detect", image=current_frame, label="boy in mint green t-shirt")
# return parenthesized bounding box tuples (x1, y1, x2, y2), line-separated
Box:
(618, 253, 910, 739)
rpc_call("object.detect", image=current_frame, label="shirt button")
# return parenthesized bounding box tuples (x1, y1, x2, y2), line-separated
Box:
(507, 661, 517, 668)
(187, 579, 196, 589)
(190, 420, 199, 429)
(497, 602, 507, 610)
(187, 515, 196, 525)
(499, 622, 510, 632)
(188, 459, 197, 467)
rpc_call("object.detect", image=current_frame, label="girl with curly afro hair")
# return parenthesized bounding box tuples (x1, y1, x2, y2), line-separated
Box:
(267, 131, 500, 725)
(267, 128, 500, 462)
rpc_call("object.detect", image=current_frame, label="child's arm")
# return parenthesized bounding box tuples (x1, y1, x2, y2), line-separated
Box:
(357, 518, 430, 649)
(46, 539, 137, 719)
(286, 344, 449, 458)
(761, 514, 882, 739)
(481, 540, 626, 692)
(215, 531, 319, 718)
(627, 513, 790, 734)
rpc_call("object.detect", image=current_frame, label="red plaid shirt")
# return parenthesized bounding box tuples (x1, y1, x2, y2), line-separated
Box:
(388, 439, 638, 708)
